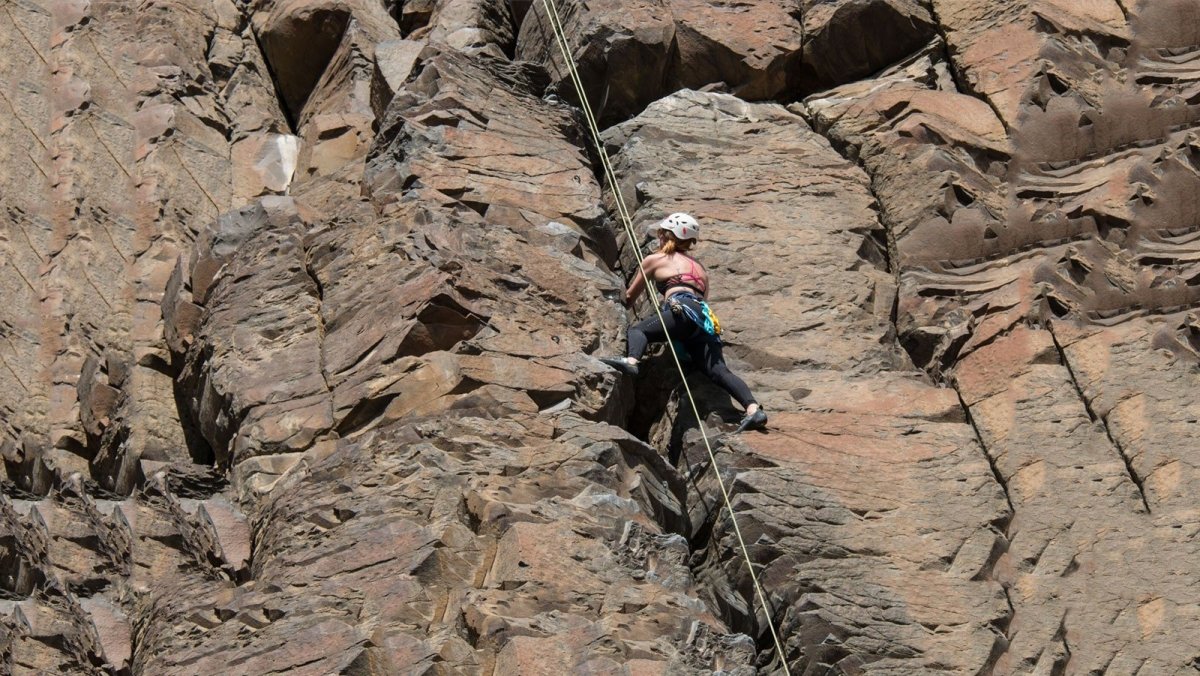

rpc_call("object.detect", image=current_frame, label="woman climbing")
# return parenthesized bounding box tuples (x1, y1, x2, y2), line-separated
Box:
(600, 213, 767, 433)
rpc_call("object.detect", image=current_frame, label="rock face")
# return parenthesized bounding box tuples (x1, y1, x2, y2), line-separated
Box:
(6, 0, 1200, 674)
(798, 1, 1200, 671)
(603, 90, 1011, 673)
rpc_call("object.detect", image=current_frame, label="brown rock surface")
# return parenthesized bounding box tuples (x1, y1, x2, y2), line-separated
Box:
(405, 0, 516, 57)
(249, 0, 397, 124)
(7, 0, 1200, 673)
(147, 35, 752, 673)
(134, 415, 752, 673)
(366, 49, 607, 231)
(516, 0, 936, 125)
(798, 0, 936, 91)
(603, 90, 1011, 672)
(516, 0, 677, 125)
(0, 0, 290, 502)
(801, 1, 1200, 671)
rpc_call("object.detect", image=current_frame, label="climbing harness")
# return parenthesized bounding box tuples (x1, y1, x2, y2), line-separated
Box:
(537, 0, 790, 670)
(667, 293, 722, 338)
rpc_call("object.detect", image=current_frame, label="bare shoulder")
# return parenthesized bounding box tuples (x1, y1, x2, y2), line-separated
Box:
(641, 252, 666, 269)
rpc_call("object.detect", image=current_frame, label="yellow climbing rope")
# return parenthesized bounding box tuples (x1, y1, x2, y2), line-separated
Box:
(536, 1, 791, 670)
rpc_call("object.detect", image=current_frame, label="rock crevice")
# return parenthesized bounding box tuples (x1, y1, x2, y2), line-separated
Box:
(1047, 319, 1151, 513)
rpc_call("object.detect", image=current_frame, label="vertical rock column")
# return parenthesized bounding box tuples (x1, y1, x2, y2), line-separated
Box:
(602, 90, 1012, 673)
(144, 26, 756, 672)
(2, 1, 291, 671)
(0, 0, 293, 495)
(0, 0, 57, 494)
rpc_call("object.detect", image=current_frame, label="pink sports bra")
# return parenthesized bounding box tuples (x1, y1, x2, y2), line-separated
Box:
(655, 254, 707, 297)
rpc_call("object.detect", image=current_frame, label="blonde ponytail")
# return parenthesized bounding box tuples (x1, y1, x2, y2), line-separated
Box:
(657, 232, 694, 255)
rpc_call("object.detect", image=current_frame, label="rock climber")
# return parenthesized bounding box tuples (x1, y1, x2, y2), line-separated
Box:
(601, 213, 767, 433)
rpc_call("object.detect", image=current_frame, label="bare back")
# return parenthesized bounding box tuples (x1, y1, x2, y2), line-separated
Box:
(649, 252, 708, 298)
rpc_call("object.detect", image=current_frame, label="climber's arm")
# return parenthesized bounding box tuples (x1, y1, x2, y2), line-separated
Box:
(624, 253, 661, 306)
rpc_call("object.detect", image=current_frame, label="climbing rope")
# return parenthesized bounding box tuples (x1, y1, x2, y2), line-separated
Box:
(536, 1, 791, 670)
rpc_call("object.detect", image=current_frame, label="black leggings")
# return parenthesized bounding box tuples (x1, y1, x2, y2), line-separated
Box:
(627, 299, 757, 409)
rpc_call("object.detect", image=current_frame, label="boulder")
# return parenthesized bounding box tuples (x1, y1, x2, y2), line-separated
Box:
(516, 0, 677, 125)
(799, 0, 936, 91)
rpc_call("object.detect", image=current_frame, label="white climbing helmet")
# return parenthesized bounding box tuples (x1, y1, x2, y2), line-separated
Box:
(655, 212, 700, 240)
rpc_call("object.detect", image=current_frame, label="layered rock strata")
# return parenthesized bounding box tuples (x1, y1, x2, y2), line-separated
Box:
(800, 1, 1200, 671)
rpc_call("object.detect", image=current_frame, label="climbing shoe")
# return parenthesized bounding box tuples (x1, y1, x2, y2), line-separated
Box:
(599, 357, 639, 376)
(734, 408, 768, 433)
